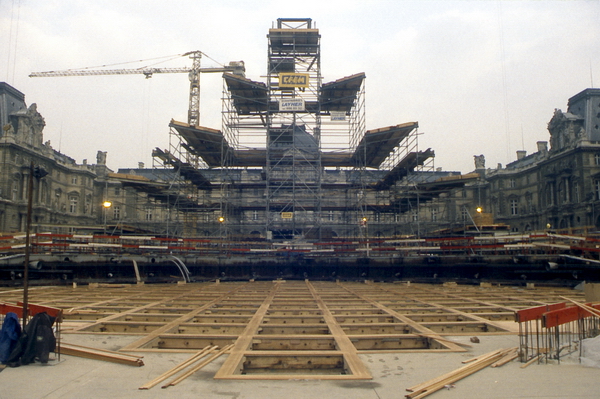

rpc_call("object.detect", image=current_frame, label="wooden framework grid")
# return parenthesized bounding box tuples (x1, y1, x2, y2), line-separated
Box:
(0, 282, 585, 380)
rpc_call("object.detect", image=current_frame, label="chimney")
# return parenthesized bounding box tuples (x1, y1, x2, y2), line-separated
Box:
(537, 141, 548, 153)
(516, 150, 526, 160)
(138, 162, 145, 169)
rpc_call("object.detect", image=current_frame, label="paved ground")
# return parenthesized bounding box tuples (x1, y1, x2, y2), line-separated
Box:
(1, 333, 598, 399)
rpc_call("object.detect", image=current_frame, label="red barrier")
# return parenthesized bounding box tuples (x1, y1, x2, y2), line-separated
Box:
(515, 302, 566, 323)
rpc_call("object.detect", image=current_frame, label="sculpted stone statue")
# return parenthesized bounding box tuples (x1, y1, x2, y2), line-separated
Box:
(96, 150, 107, 165)
(474, 154, 485, 169)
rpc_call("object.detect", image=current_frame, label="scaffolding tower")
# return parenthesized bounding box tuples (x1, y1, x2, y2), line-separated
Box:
(148, 18, 444, 242)
(265, 18, 322, 240)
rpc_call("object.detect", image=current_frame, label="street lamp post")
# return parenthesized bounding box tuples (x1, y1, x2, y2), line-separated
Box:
(23, 162, 47, 328)
(103, 201, 112, 234)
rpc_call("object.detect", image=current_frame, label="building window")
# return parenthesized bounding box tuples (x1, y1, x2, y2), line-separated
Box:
(328, 211, 334, 221)
(431, 208, 438, 222)
(412, 211, 418, 222)
(114, 187, 121, 196)
(595, 180, 600, 201)
(41, 182, 48, 204)
(69, 196, 78, 213)
(509, 178, 516, 188)
(547, 182, 555, 206)
(510, 199, 518, 215)
(145, 207, 153, 221)
(113, 205, 121, 220)
(253, 210, 259, 221)
(71, 176, 77, 185)
(595, 153, 600, 165)
(395, 214, 401, 223)
(11, 179, 19, 201)
(574, 181, 580, 203)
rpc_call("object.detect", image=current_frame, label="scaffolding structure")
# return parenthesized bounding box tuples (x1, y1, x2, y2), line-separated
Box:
(265, 18, 322, 240)
(147, 18, 443, 242)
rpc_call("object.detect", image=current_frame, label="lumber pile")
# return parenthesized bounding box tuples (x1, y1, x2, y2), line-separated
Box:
(139, 344, 233, 390)
(59, 343, 144, 367)
(406, 347, 517, 399)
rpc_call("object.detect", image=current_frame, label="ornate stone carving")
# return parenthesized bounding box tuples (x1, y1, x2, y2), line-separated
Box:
(474, 154, 485, 169)
(96, 151, 107, 165)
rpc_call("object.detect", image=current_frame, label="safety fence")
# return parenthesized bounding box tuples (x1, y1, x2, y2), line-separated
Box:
(516, 300, 600, 364)
(1, 232, 597, 259)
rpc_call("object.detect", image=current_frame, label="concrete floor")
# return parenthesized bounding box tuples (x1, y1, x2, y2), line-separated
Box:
(1, 333, 598, 399)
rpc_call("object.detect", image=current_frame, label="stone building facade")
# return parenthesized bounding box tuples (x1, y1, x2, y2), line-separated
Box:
(418, 88, 600, 235)
(0, 83, 100, 233)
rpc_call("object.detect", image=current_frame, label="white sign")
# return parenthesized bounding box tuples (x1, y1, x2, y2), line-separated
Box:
(279, 98, 305, 112)
(330, 111, 346, 121)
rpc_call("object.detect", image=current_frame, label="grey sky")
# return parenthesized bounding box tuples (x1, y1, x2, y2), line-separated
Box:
(2, 0, 599, 173)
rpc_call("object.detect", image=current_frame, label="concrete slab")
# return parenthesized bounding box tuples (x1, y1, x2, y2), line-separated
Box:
(1, 333, 598, 399)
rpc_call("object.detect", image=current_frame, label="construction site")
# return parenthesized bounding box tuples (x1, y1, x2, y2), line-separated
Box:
(1, 280, 600, 398)
(143, 18, 435, 243)
(3, 18, 600, 285)
(1, 17, 600, 398)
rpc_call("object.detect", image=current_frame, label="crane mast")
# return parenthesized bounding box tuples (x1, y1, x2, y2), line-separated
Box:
(30, 51, 245, 126)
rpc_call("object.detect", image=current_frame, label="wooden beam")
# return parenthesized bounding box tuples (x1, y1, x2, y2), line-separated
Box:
(162, 344, 233, 388)
(406, 348, 513, 398)
(59, 343, 144, 366)
(139, 345, 217, 390)
(305, 281, 372, 379)
(214, 282, 281, 378)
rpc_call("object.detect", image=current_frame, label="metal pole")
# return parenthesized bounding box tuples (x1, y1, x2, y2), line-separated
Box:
(22, 162, 34, 328)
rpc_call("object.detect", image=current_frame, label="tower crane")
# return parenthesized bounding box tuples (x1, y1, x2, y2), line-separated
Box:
(30, 51, 245, 127)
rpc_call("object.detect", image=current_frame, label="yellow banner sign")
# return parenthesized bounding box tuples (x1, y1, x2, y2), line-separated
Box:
(279, 73, 309, 88)
(281, 212, 293, 219)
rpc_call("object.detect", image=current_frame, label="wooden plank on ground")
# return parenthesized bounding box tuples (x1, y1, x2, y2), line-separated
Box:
(59, 343, 144, 366)
(139, 345, 216, 389)
(162, 344, 233, 388)
(406, 348, 511, 399)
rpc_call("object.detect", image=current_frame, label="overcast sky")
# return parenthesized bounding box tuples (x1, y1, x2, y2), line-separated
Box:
(2, 0, 599, 173)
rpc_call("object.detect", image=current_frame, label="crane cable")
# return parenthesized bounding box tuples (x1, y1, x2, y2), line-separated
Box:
(63, 52, 229, 73)
(497, 2, 511, 164)
(66, 53, 185, 72)
(4, 0, 21, 84)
